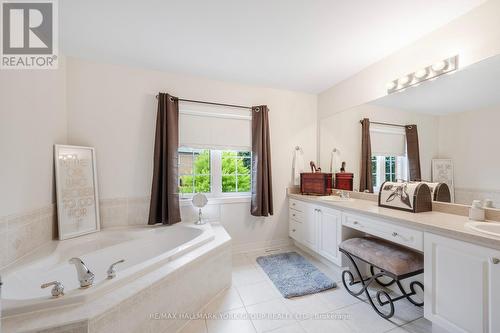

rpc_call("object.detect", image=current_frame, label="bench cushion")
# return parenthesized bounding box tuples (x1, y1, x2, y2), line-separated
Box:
(339, 237, 423, 277)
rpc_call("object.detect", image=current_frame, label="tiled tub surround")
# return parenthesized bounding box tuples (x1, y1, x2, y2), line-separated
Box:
(0, 196, 212, 270)
(455, 187, 500, 208)
(0, 204, 57, 269)
(0, 197, 150, 270)
(2, 223, 214, 316)
(99, 196, 238, 228)
(1, 223, 232, 333)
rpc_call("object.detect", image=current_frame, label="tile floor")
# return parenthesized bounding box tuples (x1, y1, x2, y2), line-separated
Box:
(178, 246, 431, 333)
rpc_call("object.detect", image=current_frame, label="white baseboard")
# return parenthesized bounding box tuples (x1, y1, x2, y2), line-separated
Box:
(292, 240, 343, 270)
(231, 238, 293, 254)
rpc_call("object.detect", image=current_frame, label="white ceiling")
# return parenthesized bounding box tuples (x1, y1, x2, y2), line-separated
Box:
(371, 55, 500, 115)
(60, 0, 485, 93)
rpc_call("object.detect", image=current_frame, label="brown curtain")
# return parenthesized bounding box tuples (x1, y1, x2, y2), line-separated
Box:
(251, 105, 273, 217)
(148, 93, 181, 225)
(405, 124, 421, 181)
(359, 118, 373, 193)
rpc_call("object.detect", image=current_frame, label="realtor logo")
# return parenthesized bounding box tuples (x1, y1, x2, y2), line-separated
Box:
(1, 0, 58, 69)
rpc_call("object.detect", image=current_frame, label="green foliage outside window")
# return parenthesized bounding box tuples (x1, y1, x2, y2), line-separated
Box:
(371, 156, 377, 188)
(179, 150, 251, 194)
(179, 150, 211, 194)
(221, 151, 251, 193)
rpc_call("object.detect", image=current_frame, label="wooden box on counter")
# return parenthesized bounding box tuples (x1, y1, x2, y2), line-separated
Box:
(300, 173, 333, 195)
(335, 172, 354, 191)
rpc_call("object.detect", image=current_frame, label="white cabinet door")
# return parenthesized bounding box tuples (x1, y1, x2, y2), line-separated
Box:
(289, 219, 303, 243)
(490, 255, 500, 333)
(317, 206, 342, 266)
(301, 204, 318, 251)
(424, 233, 500, 333)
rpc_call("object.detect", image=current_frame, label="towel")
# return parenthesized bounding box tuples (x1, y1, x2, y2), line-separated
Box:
(330, 150, 339, 174)
(293, 149, 304, 185)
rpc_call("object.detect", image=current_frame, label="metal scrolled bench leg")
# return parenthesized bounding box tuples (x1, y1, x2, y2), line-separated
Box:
(339, 237, 424, 320)
(340, 248, 395, 319)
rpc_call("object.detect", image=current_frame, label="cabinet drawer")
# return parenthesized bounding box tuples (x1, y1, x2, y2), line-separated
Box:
(289, 209, 305, 222)
(289, 219, 302, 240)
(289, 198, 307, 212)
(343, 213, 423, 251)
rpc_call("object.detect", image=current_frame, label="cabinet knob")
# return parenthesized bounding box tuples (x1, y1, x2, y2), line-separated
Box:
(292, 203, 296, 206)
(292, 229, 296, 232)
(392, 232, 398, 237)
(292, 214, 296, 217)
(492, 258, 500, 265)
(353, 221, 359, 225)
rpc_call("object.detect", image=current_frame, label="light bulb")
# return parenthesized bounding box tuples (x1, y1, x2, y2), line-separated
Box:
(399, 75, 412, 86)
(386, 81, 397, 91)
(414, 68, 429, 80)
(432, 60, 448, 73)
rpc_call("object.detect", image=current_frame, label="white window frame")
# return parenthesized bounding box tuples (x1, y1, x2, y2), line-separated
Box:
(372, 155, 408, 193)
(178, 148, 213, 198)
(179, 148, 252, 200)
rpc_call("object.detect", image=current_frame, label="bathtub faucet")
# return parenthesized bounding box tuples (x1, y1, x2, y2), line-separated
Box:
(69, 257, 95, 288)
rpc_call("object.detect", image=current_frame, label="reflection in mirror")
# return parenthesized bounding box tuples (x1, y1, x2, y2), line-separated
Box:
(320, 54, 500, 207)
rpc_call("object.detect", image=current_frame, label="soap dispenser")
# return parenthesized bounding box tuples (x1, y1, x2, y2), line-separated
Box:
(469, 200, 485, 221)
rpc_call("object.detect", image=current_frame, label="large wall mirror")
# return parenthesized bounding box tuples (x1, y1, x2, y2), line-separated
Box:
(320, 54, 500, 207)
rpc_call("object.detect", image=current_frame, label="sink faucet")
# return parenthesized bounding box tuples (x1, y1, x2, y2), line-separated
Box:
(69, 257, 95, 288)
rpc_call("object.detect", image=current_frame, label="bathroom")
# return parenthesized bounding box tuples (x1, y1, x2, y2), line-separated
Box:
(1, 1, 500, 332)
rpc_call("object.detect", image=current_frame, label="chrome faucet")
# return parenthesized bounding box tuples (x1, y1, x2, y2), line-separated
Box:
(69, 257, 95, 288)
(107, 259, 125, 279)
(41, 281, 65, 297)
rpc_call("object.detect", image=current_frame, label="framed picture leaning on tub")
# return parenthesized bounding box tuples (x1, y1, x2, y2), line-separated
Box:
(54, 144, 101, 240)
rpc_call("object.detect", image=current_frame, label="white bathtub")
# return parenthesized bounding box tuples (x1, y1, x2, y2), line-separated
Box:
(1, 222, 214, 317)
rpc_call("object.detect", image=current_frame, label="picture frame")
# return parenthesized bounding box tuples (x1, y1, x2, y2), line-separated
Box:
(432, 159, 455, 203)
(54, 144, 100, 240)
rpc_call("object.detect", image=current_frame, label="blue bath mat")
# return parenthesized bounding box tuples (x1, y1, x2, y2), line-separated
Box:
(256, 252, 336, 298)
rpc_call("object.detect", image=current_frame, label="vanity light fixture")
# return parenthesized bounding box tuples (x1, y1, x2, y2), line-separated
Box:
(398, 74, 413, 87)
(431, 60, 448, 73)
(386, 81, 397, 91)
(414, 68, 429, 80)
(386, 55, 458, 94)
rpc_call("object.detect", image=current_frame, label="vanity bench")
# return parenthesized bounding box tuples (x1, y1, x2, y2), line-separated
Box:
(289, 193, 500, 333)
(339, 237, 424, 319)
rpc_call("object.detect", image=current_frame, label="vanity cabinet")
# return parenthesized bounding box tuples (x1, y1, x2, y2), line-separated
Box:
(289, 198, 342, 265)
(424, 233, 500, 333)
(342, 212, 424, 251)
(316, 206, 342, 266)
(289, 198, 317, 250)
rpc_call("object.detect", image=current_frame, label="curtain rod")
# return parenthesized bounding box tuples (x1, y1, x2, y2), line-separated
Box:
(155, 94, 254, 110)
(360, 120, 406, 128)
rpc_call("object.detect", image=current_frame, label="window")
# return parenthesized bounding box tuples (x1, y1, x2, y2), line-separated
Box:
(385, 156, 396, 182)
(179, 149, 211, 194)
(371, 156, 408, 192)
(221, 151, 252, 193)
(178, 148, 252, 198)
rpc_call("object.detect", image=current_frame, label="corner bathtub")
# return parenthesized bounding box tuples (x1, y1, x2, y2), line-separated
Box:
(1, 222, 214, 317)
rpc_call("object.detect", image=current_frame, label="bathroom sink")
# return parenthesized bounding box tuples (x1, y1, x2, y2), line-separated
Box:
(466, 222, 500, 237)
(317, 196, 354, 203)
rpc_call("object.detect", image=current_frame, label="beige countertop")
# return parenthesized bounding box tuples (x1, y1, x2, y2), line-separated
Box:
(289, 193, 500, 251)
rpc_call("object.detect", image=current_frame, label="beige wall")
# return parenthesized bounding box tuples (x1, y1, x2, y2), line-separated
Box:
(319, 104, 439, 190)
(0, 61, 67, 217)
(438, 107, 500, 205)
(66, 57, 317, 248)
(318, 0, 500, 119)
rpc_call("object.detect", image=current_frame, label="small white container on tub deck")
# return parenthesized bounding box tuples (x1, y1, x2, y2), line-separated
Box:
(469, 200, 485, 221)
